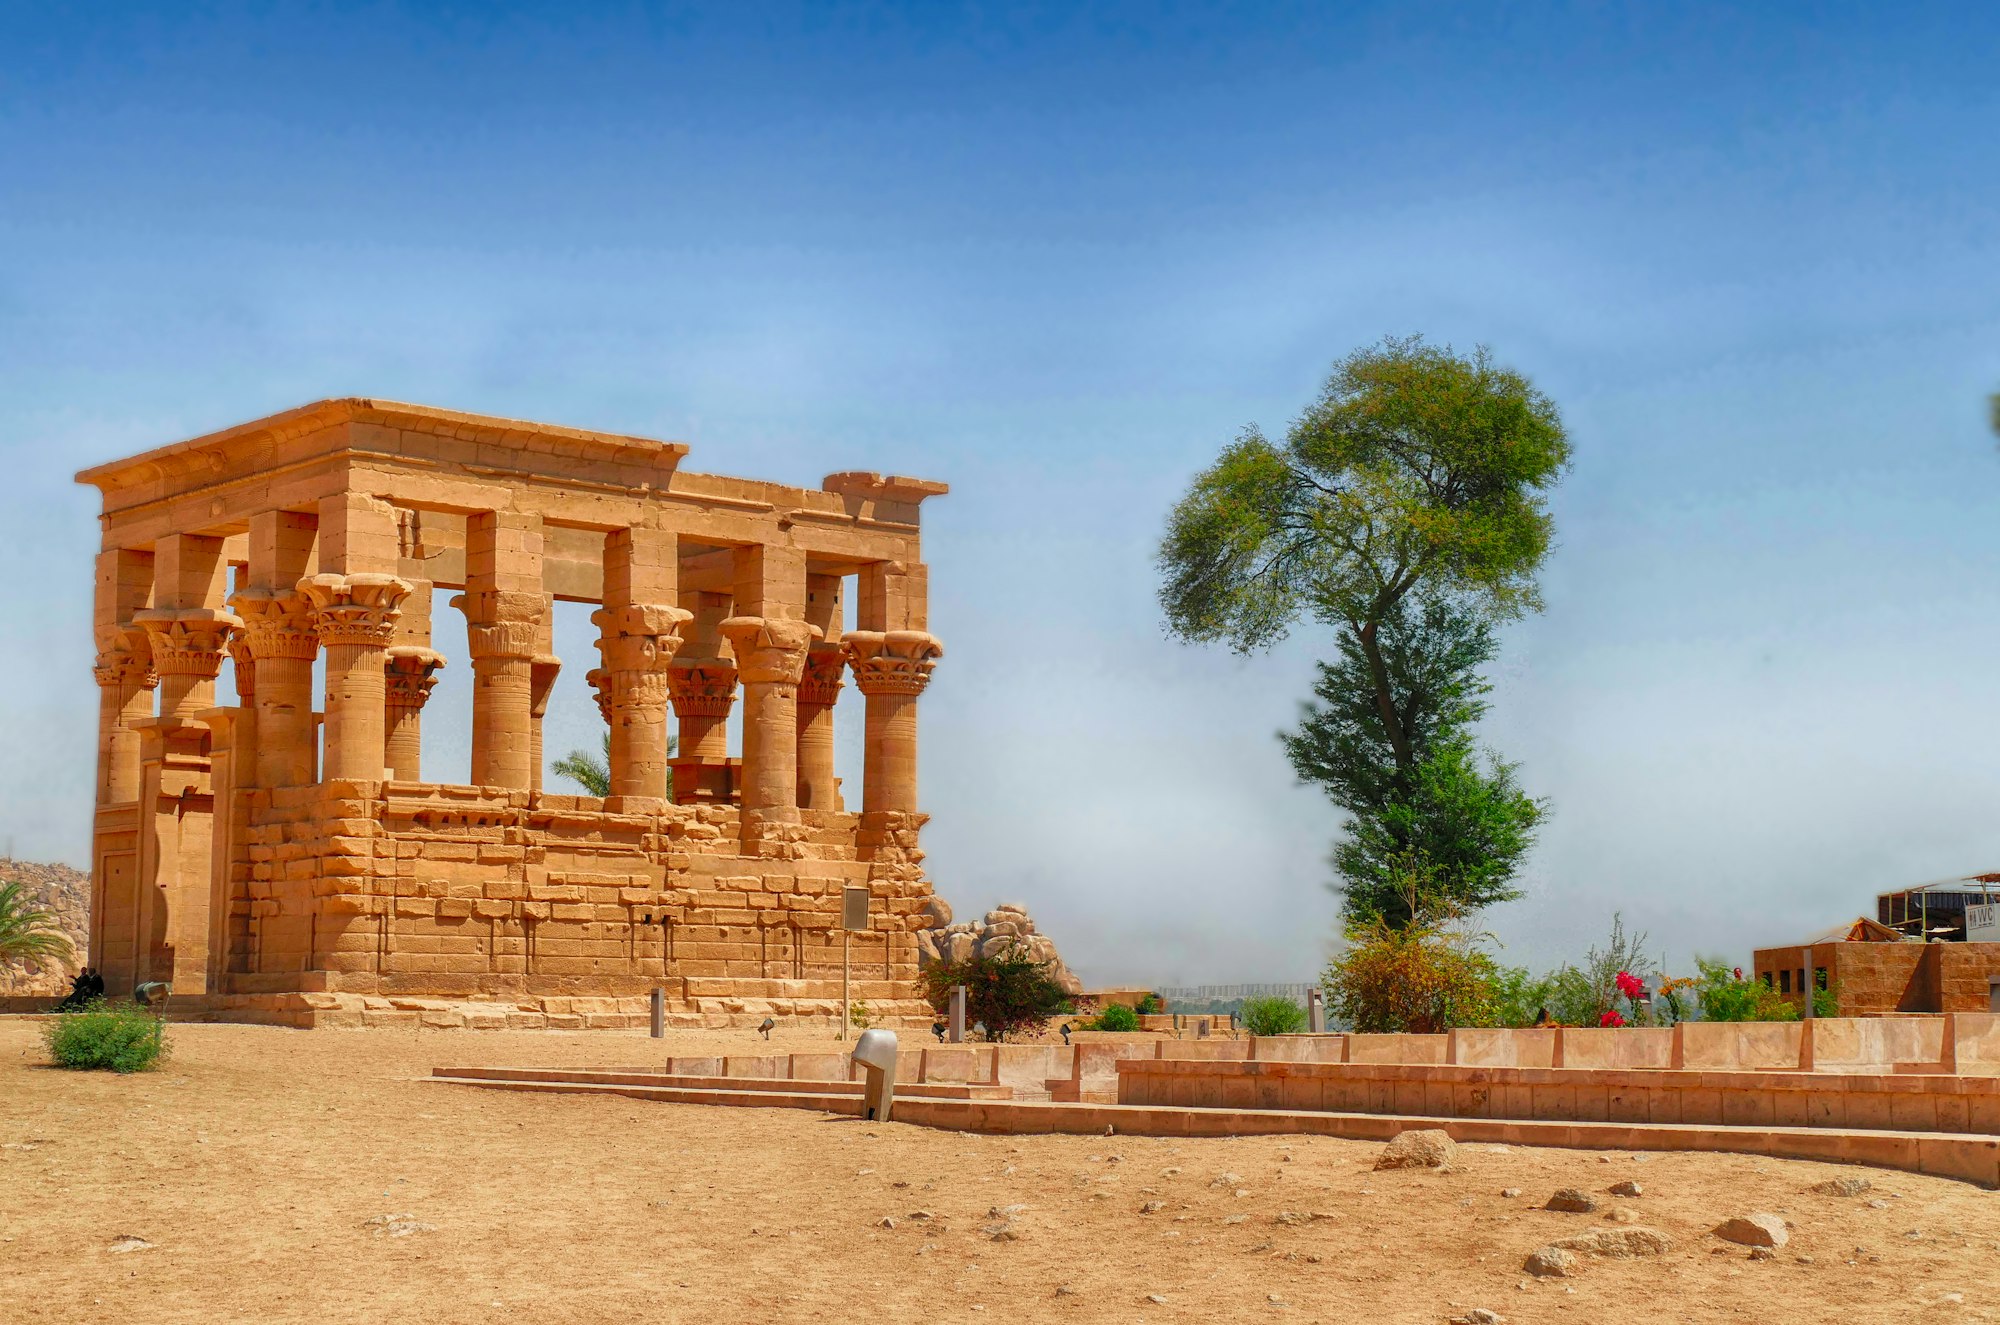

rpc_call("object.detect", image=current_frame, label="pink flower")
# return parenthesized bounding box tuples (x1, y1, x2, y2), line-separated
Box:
(1614, 970, 1645, 1000)
(1599, 1009, 1626, 1028)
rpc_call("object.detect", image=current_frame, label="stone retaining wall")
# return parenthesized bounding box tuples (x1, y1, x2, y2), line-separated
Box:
(1117, 1057, 2000, 1137)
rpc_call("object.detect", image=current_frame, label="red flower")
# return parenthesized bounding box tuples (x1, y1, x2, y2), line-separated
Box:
(1732, 967, 1744, 981)
(1614, 970, 1645, 1000)
(1599, 1009, 1626, 1028)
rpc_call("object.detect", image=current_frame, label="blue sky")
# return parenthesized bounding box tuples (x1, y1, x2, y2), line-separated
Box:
(3, 2, 1997, 984)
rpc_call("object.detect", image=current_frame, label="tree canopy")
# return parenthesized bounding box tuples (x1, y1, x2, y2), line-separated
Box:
(1159, 335, 1570, 771)
(1160, 336, 1567, 925)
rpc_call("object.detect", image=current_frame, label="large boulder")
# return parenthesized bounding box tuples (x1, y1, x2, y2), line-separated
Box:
(1374, 1129, 1457, 1171)
(1714, 1214, 1789, 1248)
(914, 901, 1084, 995)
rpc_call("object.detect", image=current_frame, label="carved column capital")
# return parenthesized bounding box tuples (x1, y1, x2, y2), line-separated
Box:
(799, 643, 847, 708)
(529, 655, 563, 720)
(841, 630, 944, 696)
(591, 602, 692, 675)
(298, 573, 411, 648)
(667, 662, 739, 718)
(720, 616, 820, 687)
(228, 589, 321, 661)
(585, 667, 613, 723)
(452, 588, 547, 659)
(133, 608, 242, 680)
(610, 668, 674, 717)
(92, 624, 156, 691)
(384, 646, 447, 708)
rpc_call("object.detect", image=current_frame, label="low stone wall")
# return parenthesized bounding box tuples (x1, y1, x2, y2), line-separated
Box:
(1117, 1057, 2000, 1138)
(658, 1043, 1078, 1087)
(1228, 1017, 2000, 1075)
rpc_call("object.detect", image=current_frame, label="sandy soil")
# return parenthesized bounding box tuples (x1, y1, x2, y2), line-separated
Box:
(3, 1020, 1998, 1325)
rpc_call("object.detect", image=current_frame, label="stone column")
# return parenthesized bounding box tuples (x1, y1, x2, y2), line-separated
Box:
(455, 593, 538, 788)
(842, 630, 944, 815)
(93, 626, 157, 805)
(526, 594, 561, 793)
(299, 573, 410, 782)
(383, 647, 445, 781)
(666, 589, 736, 804)
(135, 608, 243, 721)
(719, 617, 818, 844)
(456, 511, 544, 790)
(592, 603, 691, 801)
(227, 589, 320, 789)
(796, 644, 845, 810)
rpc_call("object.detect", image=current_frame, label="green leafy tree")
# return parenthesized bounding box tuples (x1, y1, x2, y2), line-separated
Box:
(1160, 337, 1567, 922)
(917, 943, 1071, 1042)
(0, 881, 72, 991)
(553, 730, 676, 799)
(1284, 592, 1544, 924)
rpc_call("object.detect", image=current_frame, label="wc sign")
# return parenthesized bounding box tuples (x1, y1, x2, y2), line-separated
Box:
(1966, 904, 2000, 943)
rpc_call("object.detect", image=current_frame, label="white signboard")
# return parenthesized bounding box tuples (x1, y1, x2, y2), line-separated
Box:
(1966, 903, 2000, 943)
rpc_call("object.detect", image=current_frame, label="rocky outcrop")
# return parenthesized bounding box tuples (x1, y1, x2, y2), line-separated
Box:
(914, 901, 1084, 996)
(0, 858, 90, 995)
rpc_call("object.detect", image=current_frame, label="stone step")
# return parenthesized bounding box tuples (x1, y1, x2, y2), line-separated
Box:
(431, 1070, 2000, 1187)
(433, 1066, 1012, 1100)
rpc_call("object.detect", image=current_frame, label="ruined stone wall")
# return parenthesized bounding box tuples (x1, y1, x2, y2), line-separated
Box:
(225, 778, 936, 1005)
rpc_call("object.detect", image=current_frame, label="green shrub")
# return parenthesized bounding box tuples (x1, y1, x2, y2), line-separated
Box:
(1134, 992, 1163, 1016)
(1094, 1003, 1141, 1032)
(42, 1000, 169, 1073)
(917, 942, 1071, 1042)
(1240, 995, 1308, 1036)
(1694, 958, 1833, 1022)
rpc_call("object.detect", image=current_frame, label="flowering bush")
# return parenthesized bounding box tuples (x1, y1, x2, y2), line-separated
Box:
(1614, 970, 1645, 1000)
(1655, 975, 1698, 1024)
(1599, 1009, 1626, 1028)
(1322, 912, 1499, 1033)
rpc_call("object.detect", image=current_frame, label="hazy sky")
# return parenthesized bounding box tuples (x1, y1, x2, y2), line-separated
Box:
(3, 3, 1997, 985)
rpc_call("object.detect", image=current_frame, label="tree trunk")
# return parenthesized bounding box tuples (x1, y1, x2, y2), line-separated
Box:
(1356, 620, 1414, 771)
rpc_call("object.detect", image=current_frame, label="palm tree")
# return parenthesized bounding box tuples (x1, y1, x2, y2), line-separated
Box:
(0, 880, 72, 993)
(552, 730, 676, 798)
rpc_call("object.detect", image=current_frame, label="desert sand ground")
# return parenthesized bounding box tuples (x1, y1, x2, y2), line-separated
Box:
(3, 1020, 1997, 1325)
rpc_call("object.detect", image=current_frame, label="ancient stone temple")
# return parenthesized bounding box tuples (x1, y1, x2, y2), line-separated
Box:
(77, 399, 947, 1025)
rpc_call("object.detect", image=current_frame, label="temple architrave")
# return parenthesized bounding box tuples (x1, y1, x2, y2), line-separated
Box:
(76, 399, 948, 1026)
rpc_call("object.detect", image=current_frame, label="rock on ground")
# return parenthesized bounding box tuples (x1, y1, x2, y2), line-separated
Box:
(1523, 1246, 1579, 1278)
(1549, 1227, 1674, 1258)
(1544, 1188, 1598, 1213)
(1608, 1180, 1643, 1197)
(1714, 1214, 1789, 1248)
(1811, 1176, 1872, 1197)
(1374, 1129, 1457, 1171)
